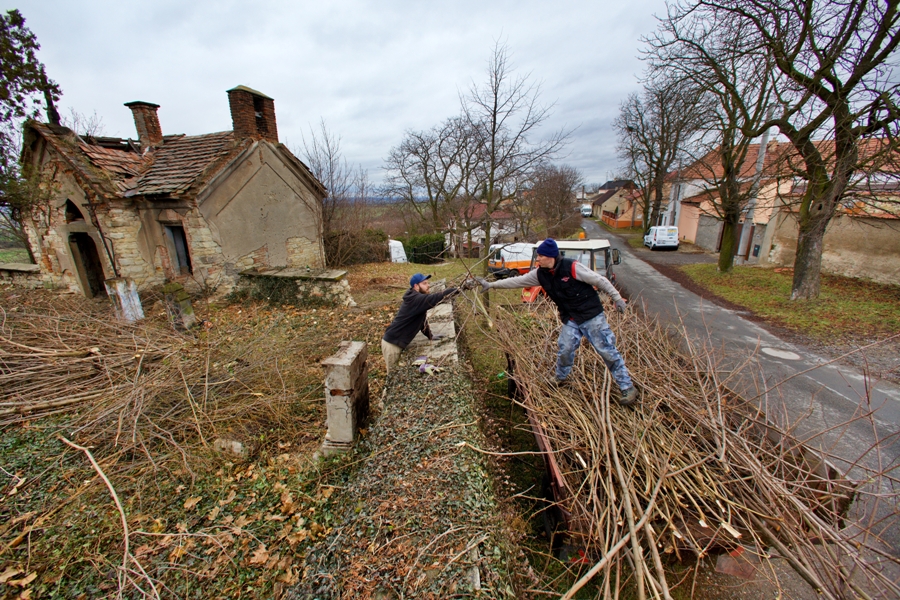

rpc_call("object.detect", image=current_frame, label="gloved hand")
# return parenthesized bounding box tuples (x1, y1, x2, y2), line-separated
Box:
(419, 363, 443, 375)
(461, 278, 477, 291)
(615, 299, 627, 313)
(477, 277, 490, 293)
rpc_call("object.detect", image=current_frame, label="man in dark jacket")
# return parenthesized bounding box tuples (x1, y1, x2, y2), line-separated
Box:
(480, 238, 639, 405)
(382, 273, 461, 373)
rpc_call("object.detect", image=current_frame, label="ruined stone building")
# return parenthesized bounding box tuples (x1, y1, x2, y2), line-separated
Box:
(20, 85, 326, 297)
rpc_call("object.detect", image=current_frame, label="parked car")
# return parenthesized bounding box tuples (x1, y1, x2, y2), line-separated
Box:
(580, 204, 593, 217)
(643, 226, 679, 250)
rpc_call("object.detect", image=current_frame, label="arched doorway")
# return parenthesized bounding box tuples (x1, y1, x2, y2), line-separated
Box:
(68, 232, 106, 297)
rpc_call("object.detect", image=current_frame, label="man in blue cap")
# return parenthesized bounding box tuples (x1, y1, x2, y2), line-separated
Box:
(381, 273, 461, 373)
(479, 238, 639, 405)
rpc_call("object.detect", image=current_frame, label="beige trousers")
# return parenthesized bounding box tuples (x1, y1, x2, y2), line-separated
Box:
(381, 339, 403, 373)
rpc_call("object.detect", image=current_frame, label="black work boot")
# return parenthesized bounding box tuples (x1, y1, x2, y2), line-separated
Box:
(617, 386, 639, 406)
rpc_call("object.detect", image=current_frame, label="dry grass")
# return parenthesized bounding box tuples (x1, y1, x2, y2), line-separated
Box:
(0, 284, 398, 598)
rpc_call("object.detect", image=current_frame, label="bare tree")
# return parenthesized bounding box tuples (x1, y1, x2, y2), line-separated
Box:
(61, 107, 106, 137)
(666, 0, 900, 300)
(383, 116, 480, 234)
(298, 119, 372, 266)
(463, 41, 568, 274)
(645, 7, 777, 272)
(614, 77, 705, 233)
(528, 163, 583, 238)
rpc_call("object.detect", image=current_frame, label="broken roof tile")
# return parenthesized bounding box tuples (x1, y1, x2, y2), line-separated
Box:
(132, 131, 239, 196)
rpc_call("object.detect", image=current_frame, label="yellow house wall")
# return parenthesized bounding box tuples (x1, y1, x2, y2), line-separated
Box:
(760, 211, 900, 285)
(677, 204, 700, 243)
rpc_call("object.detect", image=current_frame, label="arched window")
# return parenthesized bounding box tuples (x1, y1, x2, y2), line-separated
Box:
(65, 200, 85, 223)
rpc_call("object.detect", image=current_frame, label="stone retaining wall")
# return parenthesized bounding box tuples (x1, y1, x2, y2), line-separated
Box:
(0, 263, 45, 289)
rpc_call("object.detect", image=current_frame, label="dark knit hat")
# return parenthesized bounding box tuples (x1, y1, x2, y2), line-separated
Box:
(536, 238, 559, 258)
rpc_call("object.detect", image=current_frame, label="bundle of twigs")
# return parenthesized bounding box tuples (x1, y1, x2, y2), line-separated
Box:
(0, 299, 181, 423)
(0, 295, 318, 473)
(490, 298, 900, 600)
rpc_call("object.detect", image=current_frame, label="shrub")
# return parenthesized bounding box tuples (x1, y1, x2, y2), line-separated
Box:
(325, 228, 389, 267)
(397, 233, 446, 264)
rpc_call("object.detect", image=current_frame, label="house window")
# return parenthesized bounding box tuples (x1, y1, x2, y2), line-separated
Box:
(164, 225, 192, 276)
(65, 200, 85, 223)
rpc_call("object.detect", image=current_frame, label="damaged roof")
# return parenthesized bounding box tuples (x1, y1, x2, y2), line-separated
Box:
(25, 121, 322, 200)
(131, 131, 240, 196)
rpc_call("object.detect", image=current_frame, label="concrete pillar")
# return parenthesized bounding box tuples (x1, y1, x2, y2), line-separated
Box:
(104, 277, 144, 322)
(320, 341, 369, 455)
(162, 282, 196, 329)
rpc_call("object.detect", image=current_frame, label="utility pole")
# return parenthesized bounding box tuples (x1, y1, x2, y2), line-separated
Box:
(736, 105, 776, 263)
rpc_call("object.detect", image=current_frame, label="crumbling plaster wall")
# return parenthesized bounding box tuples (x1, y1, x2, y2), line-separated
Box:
(760, 211, 900, 284)
(23, 162, 116, 294)
(22, 138, 325, 298)
(102, 200, 159, 285)
(198, 143, 324, 275)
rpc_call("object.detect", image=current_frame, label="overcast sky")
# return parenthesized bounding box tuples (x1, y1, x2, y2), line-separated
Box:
(11, 0, 668, 187)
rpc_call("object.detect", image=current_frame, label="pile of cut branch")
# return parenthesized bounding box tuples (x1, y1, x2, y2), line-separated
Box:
(492, 299, 900, 600)
(0, 294, 319, 468)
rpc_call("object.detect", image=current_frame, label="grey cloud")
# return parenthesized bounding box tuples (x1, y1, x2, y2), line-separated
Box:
(12, 0, 666, 184)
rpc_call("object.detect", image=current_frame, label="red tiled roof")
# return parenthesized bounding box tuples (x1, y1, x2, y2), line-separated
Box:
(26, 122, 253, 199)
(133, 131, 239, 196)
(676, 138, 898, 182)
(78, 142, 144, 194)
(679, 142, 794, 181)
(463, 203, 513, 221)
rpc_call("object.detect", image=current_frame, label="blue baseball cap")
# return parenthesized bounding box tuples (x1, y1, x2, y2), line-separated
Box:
(410, 273, 431, 287)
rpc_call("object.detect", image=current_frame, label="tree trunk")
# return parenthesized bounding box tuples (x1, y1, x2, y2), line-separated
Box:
(717, 219, 739, 273)
(642, 198, 651, 234)
(790, 208, 830, 300)
(790, 176, 842, 300)
(648, 182, 665, 232)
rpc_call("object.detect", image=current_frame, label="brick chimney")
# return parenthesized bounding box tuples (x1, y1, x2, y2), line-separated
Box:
(124, 101, 163, 151)
(227, 85, 278, 143)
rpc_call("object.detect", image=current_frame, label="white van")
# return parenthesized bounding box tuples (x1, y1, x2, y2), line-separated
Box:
(643, 226, 679, 250)
(580, 204, 593, 217)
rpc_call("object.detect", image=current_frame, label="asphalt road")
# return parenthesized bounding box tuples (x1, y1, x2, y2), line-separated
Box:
(583, 218, 900, 473)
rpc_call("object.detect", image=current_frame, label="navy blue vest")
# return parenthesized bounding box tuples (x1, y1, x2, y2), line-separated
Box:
(536, 257, 604, 324)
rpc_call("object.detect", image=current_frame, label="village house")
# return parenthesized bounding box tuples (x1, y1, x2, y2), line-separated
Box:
(663, 140, 900, 284)
(18, 85, 326, 298)
(445, 201, 519, 258)
(593, 180, 643, 228)
(661, 141, 791, 256)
